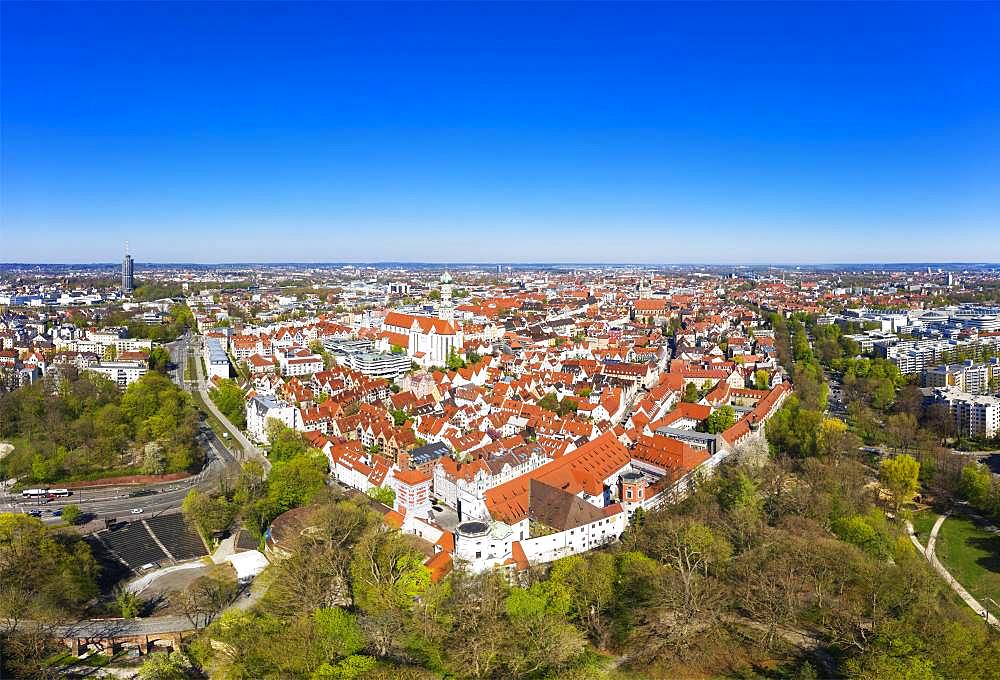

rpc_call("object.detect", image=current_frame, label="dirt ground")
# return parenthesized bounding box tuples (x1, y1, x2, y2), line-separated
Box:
(139, 562, 236, 616)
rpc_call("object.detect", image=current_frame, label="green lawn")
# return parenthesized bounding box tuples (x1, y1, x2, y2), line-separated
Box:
(910, 509, 940, 544)
(934, 515, 1000, 619)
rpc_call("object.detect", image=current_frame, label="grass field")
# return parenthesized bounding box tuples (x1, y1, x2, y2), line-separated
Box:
(934, 514, 1000, 619)
(910, 509, 940, 544)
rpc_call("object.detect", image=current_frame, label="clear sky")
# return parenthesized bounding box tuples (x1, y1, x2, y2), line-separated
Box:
(2, 1, 998, 264)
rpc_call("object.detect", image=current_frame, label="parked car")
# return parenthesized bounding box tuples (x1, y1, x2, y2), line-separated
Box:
(130, 508, 144, 515)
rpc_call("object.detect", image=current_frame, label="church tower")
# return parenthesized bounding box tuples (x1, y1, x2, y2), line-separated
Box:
(438, 270, 454, 323)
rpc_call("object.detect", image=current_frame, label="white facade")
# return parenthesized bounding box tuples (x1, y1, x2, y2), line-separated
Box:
(346, 351, 411, 379)
(932, 388, 1000, 438)
(203, 337, 232, 380)
(246, 394, 300, 443)
(86, 360, 148, 387)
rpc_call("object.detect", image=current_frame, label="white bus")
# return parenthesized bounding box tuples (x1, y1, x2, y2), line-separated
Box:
(21, 488, 71, 499)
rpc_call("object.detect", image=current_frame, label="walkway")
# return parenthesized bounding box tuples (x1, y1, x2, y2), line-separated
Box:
(907, 513, 999, 629)
(190, 337, 270, 473)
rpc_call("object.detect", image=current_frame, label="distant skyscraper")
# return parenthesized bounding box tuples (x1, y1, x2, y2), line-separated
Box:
(122, 246, 135, 295)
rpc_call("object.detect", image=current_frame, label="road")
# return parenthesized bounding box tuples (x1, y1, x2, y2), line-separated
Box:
(164, 331, 189, 389)
(187, 333, 270, 473)
(1, 425, 238, 524)
(1, 332, 245, 523)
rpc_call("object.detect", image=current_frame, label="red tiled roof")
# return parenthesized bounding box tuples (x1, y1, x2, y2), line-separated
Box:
(425, 551, 453, 582)
(384, 311, 456, 336)
(484, 431, 629, 523)
(394, 468, 431, 486)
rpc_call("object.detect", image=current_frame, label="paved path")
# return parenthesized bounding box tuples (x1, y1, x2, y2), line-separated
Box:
(190, 337, 270, 473)
(907, 514, 999, 629)
(126, 561, 206, 595)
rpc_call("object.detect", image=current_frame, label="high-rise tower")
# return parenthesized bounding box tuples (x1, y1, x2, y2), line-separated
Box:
(122, 244, 135, 296)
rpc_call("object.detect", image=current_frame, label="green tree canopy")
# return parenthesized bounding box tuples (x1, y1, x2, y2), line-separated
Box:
(706, 405, 736, 434)
(879, 454, 921, 514)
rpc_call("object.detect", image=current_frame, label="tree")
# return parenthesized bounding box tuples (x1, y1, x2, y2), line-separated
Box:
(60, 504, 82, 525)
(923, 403, 956, 440)
(754, 369, 770, 391)
(267, 453, 328, 514)
(546, 553, 617, 647)
(312, 607, 367, 659)
(234, 459, 267, 507)
(350, 528, 431, 613)
(885, 412, 919, 451)
(366, 485, 396, 507)
(141, 441, 167, 475)
(638, 514, 731, 616)
(262, 502, 378, 617)
(115, 585, 142, 618)
(209, 378, 247, 429)
(138, 651, 194, 680)
(831, 514, 891, 559)
(766, 396, 823, 458)
(879, 454, 920, 514)
(538, 392, 560, 413)
(0, 369, 201, 484)
(181, 488, 234, 539)
(267, 421, 309, 461)
(446, 347, 465, 370)
(958, 462, 993, 510)
(148, 346, 171, 374)
(0, 514, 98, 641)
(816, 417, 859, 458)
(894, 384, 924, 418)
(176, 570, 238, 629)
(499, 581, 587, 678)
(682, 382, 699, 403)
(706, 406, 736, 434)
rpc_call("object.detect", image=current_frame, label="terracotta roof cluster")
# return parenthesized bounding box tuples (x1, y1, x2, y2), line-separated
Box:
(484, 432, 630, 523)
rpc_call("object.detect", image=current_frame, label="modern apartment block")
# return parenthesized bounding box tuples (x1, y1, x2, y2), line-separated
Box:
(923, 358, 1000, 394)
(86, 359, 147, 387)
(882, 337, 1000, 374)
(203, 337, 232, 380)
(346, 351, 412, 379)
(246, 394, 300, 443)
(928, 387, 1000, 438)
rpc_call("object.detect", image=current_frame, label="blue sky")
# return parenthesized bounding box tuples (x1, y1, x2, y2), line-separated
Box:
(2, 2, 998, 264)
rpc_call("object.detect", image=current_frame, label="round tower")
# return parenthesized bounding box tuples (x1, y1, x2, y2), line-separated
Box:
(618, 471, 647, 506)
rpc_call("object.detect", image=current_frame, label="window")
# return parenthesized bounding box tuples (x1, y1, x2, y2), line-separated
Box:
(475, 551, 481, 559)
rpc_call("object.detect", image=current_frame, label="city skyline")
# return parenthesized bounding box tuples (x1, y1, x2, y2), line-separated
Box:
(3, 2, 999, 263)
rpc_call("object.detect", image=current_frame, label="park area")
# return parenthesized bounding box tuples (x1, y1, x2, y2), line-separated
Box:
(910, 508, 939, 544)
(934, 514, 1000, 620)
